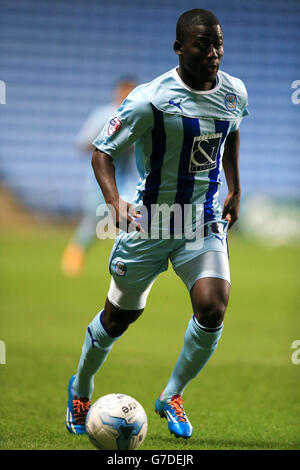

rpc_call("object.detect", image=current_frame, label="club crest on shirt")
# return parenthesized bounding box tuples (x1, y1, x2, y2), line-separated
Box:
(189, 133, 222, 172)
(107, 116, 122, 136)
(115, 260, 127, 276)
(225, 93, 237, 111)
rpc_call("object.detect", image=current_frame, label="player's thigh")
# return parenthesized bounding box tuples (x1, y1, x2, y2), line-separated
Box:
(174, 249, 230, 291)
(174, 250, 231, 326)
(171, 222, 231, 292)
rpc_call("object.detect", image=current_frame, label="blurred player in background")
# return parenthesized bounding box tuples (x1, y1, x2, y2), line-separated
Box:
(66, 9, 248, 439)
(61, 78, 138, 277)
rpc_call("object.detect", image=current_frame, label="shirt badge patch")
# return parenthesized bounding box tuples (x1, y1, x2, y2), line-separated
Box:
(107, 116, 122, 135)
(225, 93, 237, 111)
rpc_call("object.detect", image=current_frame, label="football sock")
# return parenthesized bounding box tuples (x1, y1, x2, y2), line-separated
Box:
(72, 310, 121, 399)
(73, 214, 98, 250)
(162, 315, 223, 401)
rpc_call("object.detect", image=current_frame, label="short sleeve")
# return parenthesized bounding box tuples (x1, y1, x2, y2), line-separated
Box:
(229, 79, 249, 133)
(93, 86, 153, 158)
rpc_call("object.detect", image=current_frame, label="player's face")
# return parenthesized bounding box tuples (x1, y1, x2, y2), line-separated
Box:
(175, 24, 224, 85)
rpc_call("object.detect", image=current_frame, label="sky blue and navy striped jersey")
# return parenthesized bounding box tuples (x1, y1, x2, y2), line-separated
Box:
(93, 68, 248, 225)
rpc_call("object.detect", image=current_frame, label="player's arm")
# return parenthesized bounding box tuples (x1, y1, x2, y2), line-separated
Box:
(91, 148, 142, 231)
(222, 129, 241, 229)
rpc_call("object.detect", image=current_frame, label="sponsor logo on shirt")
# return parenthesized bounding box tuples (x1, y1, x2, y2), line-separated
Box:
(107, 116, 122, 135)
(189, 133, 222, 172)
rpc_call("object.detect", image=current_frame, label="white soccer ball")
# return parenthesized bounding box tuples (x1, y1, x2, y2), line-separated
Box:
(85, 393, 148, 450)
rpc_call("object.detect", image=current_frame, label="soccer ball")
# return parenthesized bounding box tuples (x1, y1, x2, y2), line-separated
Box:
(85, 393, 148, 450)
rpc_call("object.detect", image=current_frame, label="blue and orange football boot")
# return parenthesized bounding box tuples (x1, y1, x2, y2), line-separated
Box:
(66, 375, 90, 434)
(155, 392, 193, 439)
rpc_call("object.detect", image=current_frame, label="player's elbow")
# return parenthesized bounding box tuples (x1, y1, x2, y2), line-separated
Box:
(91, 147, 99, 170)
(91, 148, 104, 171)
(91, 148, 112, 170)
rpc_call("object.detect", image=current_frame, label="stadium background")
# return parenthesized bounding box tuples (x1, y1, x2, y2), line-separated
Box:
(1, 0, 300, 215)
(0, 0, 299, 451)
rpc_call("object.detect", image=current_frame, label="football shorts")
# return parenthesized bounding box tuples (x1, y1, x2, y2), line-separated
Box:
(107, 220, 230, 310)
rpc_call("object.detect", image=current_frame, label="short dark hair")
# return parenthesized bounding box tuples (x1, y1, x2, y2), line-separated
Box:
(176, 9, 221, 43)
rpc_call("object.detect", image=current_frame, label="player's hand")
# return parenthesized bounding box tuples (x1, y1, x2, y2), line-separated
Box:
(110, 198, 144, 233)
(222, 192, 241, 229)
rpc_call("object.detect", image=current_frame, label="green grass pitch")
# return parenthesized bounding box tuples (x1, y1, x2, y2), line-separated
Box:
(0, 225, 299, 450)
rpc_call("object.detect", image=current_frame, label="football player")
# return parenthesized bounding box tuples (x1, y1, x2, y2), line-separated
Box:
(66, 8, 248, 439)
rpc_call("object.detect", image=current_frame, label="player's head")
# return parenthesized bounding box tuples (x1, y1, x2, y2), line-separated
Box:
(174, 9, 223, 84)
(113, 78, 137, 105)
(176, 9, 221, 44)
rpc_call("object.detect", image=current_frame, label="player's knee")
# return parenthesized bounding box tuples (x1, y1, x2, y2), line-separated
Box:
(102, 300, 144, 337)
(194, 299, 227, 328)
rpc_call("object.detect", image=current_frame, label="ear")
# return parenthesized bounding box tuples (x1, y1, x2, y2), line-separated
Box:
(173, 40, 184, 56)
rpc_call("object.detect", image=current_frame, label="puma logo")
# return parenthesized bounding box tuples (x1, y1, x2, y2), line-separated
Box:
(87, 327, 98, 347)
(169, 98, 183, 111)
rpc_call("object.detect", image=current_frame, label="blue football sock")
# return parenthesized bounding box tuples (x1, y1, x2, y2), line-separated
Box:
(162, 316, 223, 401)
(72, 310, 121, 399)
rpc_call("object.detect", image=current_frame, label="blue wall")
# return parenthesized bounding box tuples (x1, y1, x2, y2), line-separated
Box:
(0, 0, 299, 214)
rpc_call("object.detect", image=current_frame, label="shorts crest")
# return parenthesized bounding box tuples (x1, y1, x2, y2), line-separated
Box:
(115, 260, 127, 276)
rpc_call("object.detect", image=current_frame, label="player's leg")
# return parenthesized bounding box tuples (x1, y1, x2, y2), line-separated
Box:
(156, 248, 230, 438)
(161, 274, 229, 400)
(66, 234, 168, 433)
(191, 276, 230, 326)
(70, 267, 157, 401)
(72, 299, 144, 398)
(66, 297, 145, 434)
(61, 214, 98, 277)
(61, 173, 104, 277)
